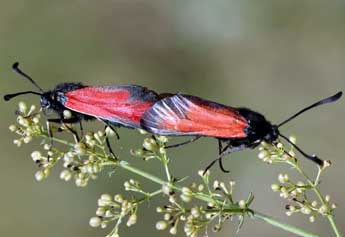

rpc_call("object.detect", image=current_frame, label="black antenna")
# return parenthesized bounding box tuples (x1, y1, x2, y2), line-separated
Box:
(278, 91, 342, 128)
(279, 133, 324, 166)
(4, 91, 42, 101)
(12, 62, 44, 93)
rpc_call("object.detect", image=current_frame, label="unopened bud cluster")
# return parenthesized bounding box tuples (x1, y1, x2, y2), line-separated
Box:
(9, 102, 42, 147)
(271, 173, 337, 222)
(131, 136, 168, 161)
(9, 103, 119, 186)
(258, 138, 296, 164)
(89, 193, 138, 233)
(155, 170, 252, 236)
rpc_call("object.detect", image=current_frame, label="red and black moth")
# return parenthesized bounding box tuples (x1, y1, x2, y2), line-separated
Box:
(141, 92, 343, 172)
(4, 62, 159, 156)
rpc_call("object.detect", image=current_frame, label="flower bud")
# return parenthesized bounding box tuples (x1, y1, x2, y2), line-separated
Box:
(258, 150, 269, 160)
(238, 200, 246, 209)
(289, 136, 297, 144)
(271, 183, 280, 192)
(169, 226, 177, 235)
(60, 170, 72, 181)
(114, 194, 124, 203)
(18, 101, 27, 113)
(127, 214, 137, 226)
(35, 170, 45, 181)
(156, 221, 167, 230)
(75, 178, 87, 187)
(9, 125, 17, 132)
(191, 207, 201, 218)
(31, 151, 42, 162)
(74, 143, 86, 155)
(63, 110, 72, 119)
(89, 216, 102, 228)
(180, 194, 192, 203)
(142, 138, 158, 151)
(105, 126, 116, 137)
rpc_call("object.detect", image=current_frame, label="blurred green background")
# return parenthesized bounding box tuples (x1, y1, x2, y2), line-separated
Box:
(1, 1, 344, 237)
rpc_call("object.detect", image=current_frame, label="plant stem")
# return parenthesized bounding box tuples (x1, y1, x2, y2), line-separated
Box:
(253, 212, 320, 237)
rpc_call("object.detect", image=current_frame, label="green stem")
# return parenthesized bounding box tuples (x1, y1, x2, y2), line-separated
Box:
(253, 212, 320, 237)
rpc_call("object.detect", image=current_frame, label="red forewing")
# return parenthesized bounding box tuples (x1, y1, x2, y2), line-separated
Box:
(61, 85, 158, 128)
(141, 94, 249, 138)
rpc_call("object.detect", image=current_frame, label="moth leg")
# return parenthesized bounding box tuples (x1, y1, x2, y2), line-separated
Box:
(102, 121, 120, 140)
(165, 136, 201, 149)
(217, 140, 230, 173)
(203, 144, 247, 175)
(101, 121, 120, 159)
(48, 118, 80, 142)
(79, 120, 84, 138)
(103, 125, 118, 159)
